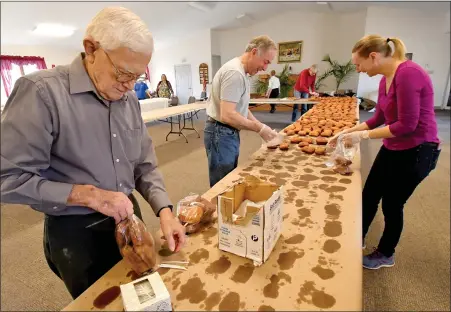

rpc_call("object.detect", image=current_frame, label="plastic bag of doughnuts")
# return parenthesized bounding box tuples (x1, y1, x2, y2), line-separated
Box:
(324, 135, 358, 175)
(176, 193, 216, 234)
(116, 214, 157, 275)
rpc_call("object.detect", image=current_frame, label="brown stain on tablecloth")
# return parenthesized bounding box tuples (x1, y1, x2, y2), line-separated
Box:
(206, 255, 231, 276)
(93, 286, 121, 309)
(259, 169, 276, 175)
(297, 281, 336, 309)
(189, 248, 209, 264)
(324, 203, 341, 219)
(204, 292, 222, 311)
(292, 180, 309, 188)
(323, 221, 342, 237)
(285, 234, 305, 244)
(278, 272, 292, 283)
(329, 193, 344, 201)
(319, 184, 347, 193)
(231, 263, 255, 283)
(201, 227, 218, 245)
(339, 178, 352, 184)
(323, 239, 341, 253)
(218, 292, 240, 311)
(311, 265, 335, 280)
(172, 278, 181, 290)
(277, 250, 304, 270)
(176, 277, 207, 304)
(320, 170, 336, 175)
(298, 208, 311, 219)
(269, 176, 287, 185)
(321, 176, 338, 183)
(298, 174, 320, 181)
(263, 274, 280, 298)
(258, 305, 275, 311)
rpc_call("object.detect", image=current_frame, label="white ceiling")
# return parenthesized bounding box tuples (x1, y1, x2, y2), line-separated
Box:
(1, 1, 449, 50)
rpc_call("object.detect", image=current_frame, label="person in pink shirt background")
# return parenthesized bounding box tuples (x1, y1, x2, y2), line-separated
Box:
(329, 34, 441, 270)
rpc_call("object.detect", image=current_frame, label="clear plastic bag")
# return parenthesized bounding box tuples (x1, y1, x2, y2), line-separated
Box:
(115, 214, 157, 275)
(176, 193, 216, 234)
(325, 135, 358, 175)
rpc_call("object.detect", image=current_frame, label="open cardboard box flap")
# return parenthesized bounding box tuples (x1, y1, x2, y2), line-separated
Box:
(219, 176, 280, 226)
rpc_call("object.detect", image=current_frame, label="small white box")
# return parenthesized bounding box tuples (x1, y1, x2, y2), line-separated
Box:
(120, 272, 172, 311)
(217, 175, 284, 265)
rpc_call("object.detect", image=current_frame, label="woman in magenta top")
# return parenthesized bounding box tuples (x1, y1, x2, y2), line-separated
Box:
(331, 35, 441, 269)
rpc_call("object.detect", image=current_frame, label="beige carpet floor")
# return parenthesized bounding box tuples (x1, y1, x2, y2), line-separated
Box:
(1, 110, 449, 311)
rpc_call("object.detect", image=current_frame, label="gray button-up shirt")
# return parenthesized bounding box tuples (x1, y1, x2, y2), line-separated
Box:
(1, 54, 172, 216)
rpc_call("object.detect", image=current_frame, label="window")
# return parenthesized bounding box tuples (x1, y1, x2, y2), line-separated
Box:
(0, 55, 47, 109)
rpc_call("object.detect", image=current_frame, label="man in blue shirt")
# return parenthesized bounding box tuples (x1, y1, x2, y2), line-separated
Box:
(134, 80, 150, 100)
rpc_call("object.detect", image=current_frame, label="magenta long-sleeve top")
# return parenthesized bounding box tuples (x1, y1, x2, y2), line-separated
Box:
(365, 60, 440, 150)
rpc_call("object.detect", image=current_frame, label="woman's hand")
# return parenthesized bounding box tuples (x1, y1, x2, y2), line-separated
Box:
(341, 131, 370, 145)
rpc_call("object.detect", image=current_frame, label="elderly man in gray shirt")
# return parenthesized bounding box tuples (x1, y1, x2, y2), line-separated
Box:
(0, 7, 185, 299)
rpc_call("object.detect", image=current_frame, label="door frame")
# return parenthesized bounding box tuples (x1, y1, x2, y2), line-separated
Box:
(174, 63, 192, 103)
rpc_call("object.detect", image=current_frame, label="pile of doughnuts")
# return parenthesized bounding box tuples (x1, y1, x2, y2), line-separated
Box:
(116, 215, 157, 275)
(279, 97, 358, 156)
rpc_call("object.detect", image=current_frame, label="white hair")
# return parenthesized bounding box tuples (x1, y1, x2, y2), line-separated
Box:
(85, 7, 154, 54)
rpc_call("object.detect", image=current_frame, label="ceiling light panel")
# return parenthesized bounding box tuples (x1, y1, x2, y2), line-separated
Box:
(32, 23, 76, 38)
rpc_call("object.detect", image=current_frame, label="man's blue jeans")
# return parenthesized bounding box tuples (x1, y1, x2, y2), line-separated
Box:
(204, 119, 240, 187)
(292, 91, 310, 121)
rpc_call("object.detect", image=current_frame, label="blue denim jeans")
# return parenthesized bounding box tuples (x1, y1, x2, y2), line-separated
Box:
(292, 91, 310, 121)
(204, 119, 240, 187)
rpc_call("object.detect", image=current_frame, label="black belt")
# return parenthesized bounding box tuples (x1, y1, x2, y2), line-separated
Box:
(207, 116, 239, 132)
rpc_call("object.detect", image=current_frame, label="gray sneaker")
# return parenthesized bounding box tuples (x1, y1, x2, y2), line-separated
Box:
(363, 249, 395, 269)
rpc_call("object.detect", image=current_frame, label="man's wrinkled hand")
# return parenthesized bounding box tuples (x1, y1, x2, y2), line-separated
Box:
(68, 185, 134, 224)
(160, 208, 186, 252)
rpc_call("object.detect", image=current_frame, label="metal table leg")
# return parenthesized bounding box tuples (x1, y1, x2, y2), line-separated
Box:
(165, 115, 188, 143)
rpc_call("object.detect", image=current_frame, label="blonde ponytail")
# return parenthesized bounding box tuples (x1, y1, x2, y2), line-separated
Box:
(389, 38, 407, 61)
(352, 34, 408, 61)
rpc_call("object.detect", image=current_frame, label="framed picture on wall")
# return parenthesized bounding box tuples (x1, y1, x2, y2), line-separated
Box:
(278, 40, 303, 63)
(405, 53, 413, 60)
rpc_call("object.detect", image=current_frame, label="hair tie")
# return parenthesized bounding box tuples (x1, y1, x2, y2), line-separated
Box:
(386, 38, 391, 43)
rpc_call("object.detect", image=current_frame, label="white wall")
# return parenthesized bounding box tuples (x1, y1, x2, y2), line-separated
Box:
(210, 30, 221, 56)
(214, 9, 367, 93)
(357, 5, 450, 107)
(216, 10, 326, 91)
(149, 29, 212, 100)
(321, 10, 367, 91)
(1, 45, 80, 68)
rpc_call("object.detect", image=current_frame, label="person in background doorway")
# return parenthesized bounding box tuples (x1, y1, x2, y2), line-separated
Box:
(329, 35, 441, 269)
(133, 76, 151, 100)
(0, 7, 186, 299)
(156, 74, 174, 98)
(267, 70, 280, 113)
(292, 64, 319, 121)
(204, 35, 279, 187)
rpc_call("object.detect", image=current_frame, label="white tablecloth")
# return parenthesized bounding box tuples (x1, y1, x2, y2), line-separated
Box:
(139, 98, 169, 112)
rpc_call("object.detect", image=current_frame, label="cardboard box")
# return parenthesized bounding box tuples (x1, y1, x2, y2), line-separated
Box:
(120, 272, 171, 311)
(217, 175, 283, 265)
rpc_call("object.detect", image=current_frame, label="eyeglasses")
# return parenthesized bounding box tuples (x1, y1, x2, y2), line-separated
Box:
(102, 48, 147, 83)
